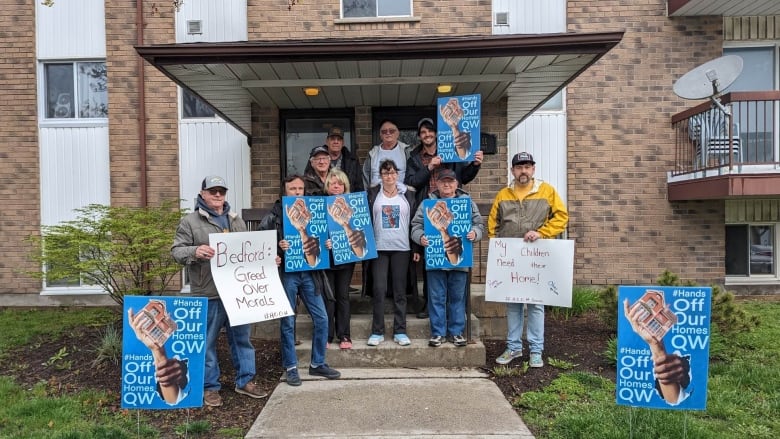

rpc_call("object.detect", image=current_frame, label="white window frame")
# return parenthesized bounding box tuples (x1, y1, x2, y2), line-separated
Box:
(341, 0, 413, 19)
(38, 60, 108, 126)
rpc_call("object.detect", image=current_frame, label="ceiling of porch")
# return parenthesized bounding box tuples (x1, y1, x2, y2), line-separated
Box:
(136, 32, 623, 137)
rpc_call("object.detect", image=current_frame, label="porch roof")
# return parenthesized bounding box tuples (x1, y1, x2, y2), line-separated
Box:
(136, 32, 623, 137)
(668, 0, 780, 17)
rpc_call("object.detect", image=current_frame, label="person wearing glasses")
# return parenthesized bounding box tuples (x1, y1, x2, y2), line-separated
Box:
(362, 119, 412, 189)
(304, 127, 364, 193)
(303, 145, 332, 196)
(171, 175, 269, 407)
(365, 159, 417, 347)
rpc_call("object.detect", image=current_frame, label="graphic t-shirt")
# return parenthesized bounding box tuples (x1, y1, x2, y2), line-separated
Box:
(372, 191, 410, 251)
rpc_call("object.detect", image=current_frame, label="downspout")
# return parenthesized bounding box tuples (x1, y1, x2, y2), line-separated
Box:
(136, 0, 148, 207)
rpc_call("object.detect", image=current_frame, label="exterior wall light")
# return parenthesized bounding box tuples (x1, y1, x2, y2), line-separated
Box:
(437, 84, 453, 93)
(303, 87, 320, 96)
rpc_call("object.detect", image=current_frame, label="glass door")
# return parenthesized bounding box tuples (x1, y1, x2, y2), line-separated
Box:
(282, 113, 353, 177)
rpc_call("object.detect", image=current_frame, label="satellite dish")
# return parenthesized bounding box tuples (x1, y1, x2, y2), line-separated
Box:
(673, 55, 743, 100)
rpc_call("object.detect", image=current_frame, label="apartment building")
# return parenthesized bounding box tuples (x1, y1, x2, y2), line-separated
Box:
(2, 0, 779, 306)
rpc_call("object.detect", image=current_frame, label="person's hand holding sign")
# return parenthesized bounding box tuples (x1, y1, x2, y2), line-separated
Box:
(286, 198, 320, 267)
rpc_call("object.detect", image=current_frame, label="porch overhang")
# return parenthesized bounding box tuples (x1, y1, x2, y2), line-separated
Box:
(136, 32, 623, 138)
(668, 0, 780, 17)
(668, 174, 780, 201)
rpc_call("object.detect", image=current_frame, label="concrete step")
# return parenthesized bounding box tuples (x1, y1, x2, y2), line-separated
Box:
(251, 313, 481, 341)
(295, 338, 486, 368)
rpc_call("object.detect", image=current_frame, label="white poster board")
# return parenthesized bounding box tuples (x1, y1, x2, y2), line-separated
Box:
(209, 230, 292, 326)
(485, 238, 574, 307)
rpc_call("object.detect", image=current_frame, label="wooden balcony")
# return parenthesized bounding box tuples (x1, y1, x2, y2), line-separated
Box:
(668, 91, 780, 201)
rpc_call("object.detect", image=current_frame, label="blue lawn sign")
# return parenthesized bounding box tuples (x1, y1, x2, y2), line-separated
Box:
(282, 196, 330, 271)
(437, 94, 481, 163)
(616, 286, 711, 410)
(121, 296, 207, 409)
(422, 197, 473, 269)
(326, 191, 377, 264)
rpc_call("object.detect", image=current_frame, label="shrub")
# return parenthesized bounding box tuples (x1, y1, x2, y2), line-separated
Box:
(28, 203, 185, 306)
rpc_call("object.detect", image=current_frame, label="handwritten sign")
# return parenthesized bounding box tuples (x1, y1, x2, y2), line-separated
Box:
(484, 238, 574, 307)
(282, 196, 331, 271)
(209, 230, 292, 326)
(122, 296, 207, 409)
(437, 93, 481, 163)
(617, 286, 711, 410)
(422, 197, 473, 269)
(326, 191, 377, 264)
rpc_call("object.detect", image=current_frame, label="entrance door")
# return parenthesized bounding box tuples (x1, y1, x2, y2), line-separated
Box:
(282, 112, 353, 177)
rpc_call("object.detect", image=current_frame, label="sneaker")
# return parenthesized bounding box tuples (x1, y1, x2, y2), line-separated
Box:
(393, 334, 411, 346)
(367, 334, 384, 346)
(339, 336, 353, 350)
(286, 367, 302, 386)
(309, 364, 341, 379)
(428, 335, 443, 347)
(529, 352, 544, 368)
(235, 382, 268, 399)
(495, 348, 523, 365)
(452, 334, 467, 347)
(203, 390, 223, 407)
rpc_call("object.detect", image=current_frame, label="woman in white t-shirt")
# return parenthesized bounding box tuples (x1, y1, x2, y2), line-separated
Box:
(365, 159, 417, 347)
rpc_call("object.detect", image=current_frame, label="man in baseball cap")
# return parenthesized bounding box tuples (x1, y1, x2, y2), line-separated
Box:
(202, 175, 228, 191)
(511, 152, 535, 166)
(488, 150, 568, 368)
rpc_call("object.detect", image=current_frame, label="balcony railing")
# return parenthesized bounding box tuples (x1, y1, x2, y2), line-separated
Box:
(671, 91, 780, 177)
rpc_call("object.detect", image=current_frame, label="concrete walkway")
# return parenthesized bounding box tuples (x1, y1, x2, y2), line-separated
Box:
(246, 368, 535, 438)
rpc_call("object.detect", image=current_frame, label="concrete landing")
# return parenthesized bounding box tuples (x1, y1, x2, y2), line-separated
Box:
(245, 368, 535, 438)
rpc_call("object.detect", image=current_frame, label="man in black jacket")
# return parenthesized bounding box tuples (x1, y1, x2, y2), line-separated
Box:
(405, 118, 484, 317)
(304, 127, 363, 193)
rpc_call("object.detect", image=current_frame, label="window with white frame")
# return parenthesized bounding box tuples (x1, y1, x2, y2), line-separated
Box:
(342, 0, 412, 18)
(43, 61, 108, 119)
(725, 224, 775, 276)
(181, 88, 217, 119)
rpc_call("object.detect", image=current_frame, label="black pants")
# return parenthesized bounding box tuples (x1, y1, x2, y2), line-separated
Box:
(371, 250, 409, 335)
(326, 263, 355, 342)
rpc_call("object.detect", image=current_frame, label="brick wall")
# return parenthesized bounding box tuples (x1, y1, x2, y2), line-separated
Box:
(567, 0, 725, 285)
(247, 0, 492, 39)
(106, 1, 179, 207)
(0, 3, 40, 294)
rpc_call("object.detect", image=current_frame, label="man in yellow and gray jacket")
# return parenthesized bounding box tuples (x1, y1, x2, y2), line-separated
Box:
(487, 152, 568, 368)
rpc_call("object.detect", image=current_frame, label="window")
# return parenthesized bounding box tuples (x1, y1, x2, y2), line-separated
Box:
(726, 224, 775, 276)
(282, 113, 353, 177)
(44, 61, 108, 119)
(182, 88, 216, 119)
(342, 0, 412, 18)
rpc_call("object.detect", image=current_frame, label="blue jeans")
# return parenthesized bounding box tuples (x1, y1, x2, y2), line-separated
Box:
(506, 303, 545, 353)
(426, 270, 467, 337)
(205, 298, 255, 391)
(280, 271, 328, 369)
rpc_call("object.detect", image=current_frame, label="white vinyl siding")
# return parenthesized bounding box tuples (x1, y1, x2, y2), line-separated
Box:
(498, 0, 568, 204)
(507, 114, 568, 203)
(178, 120, 251, 213)
(36, 1, 106, 59)
(39, 127, 111, 226)
(492, 0, 566, 35)
(175, 0, 248, 43)
(176, 1, 251, 216)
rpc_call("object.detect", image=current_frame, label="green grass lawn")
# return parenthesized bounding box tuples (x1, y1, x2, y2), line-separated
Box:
(0, 301, 778, 438)
(517, 300, 780, 439)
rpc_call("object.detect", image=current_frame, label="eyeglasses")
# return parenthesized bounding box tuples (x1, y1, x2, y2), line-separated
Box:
(380, 128, 397, 135)
(207, 188, 227, 196)
(312, 156, 330, 162)
(380, 170, 397, 176)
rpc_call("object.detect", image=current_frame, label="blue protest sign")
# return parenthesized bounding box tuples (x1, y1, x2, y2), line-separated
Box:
(422, 197, 473, 269)
(437, 94, 481, 163)
(617, 286, 711, 410)
(326, 191, 377, 264)
(282, 196, 330, 271)
(122, 296, 207, 409)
